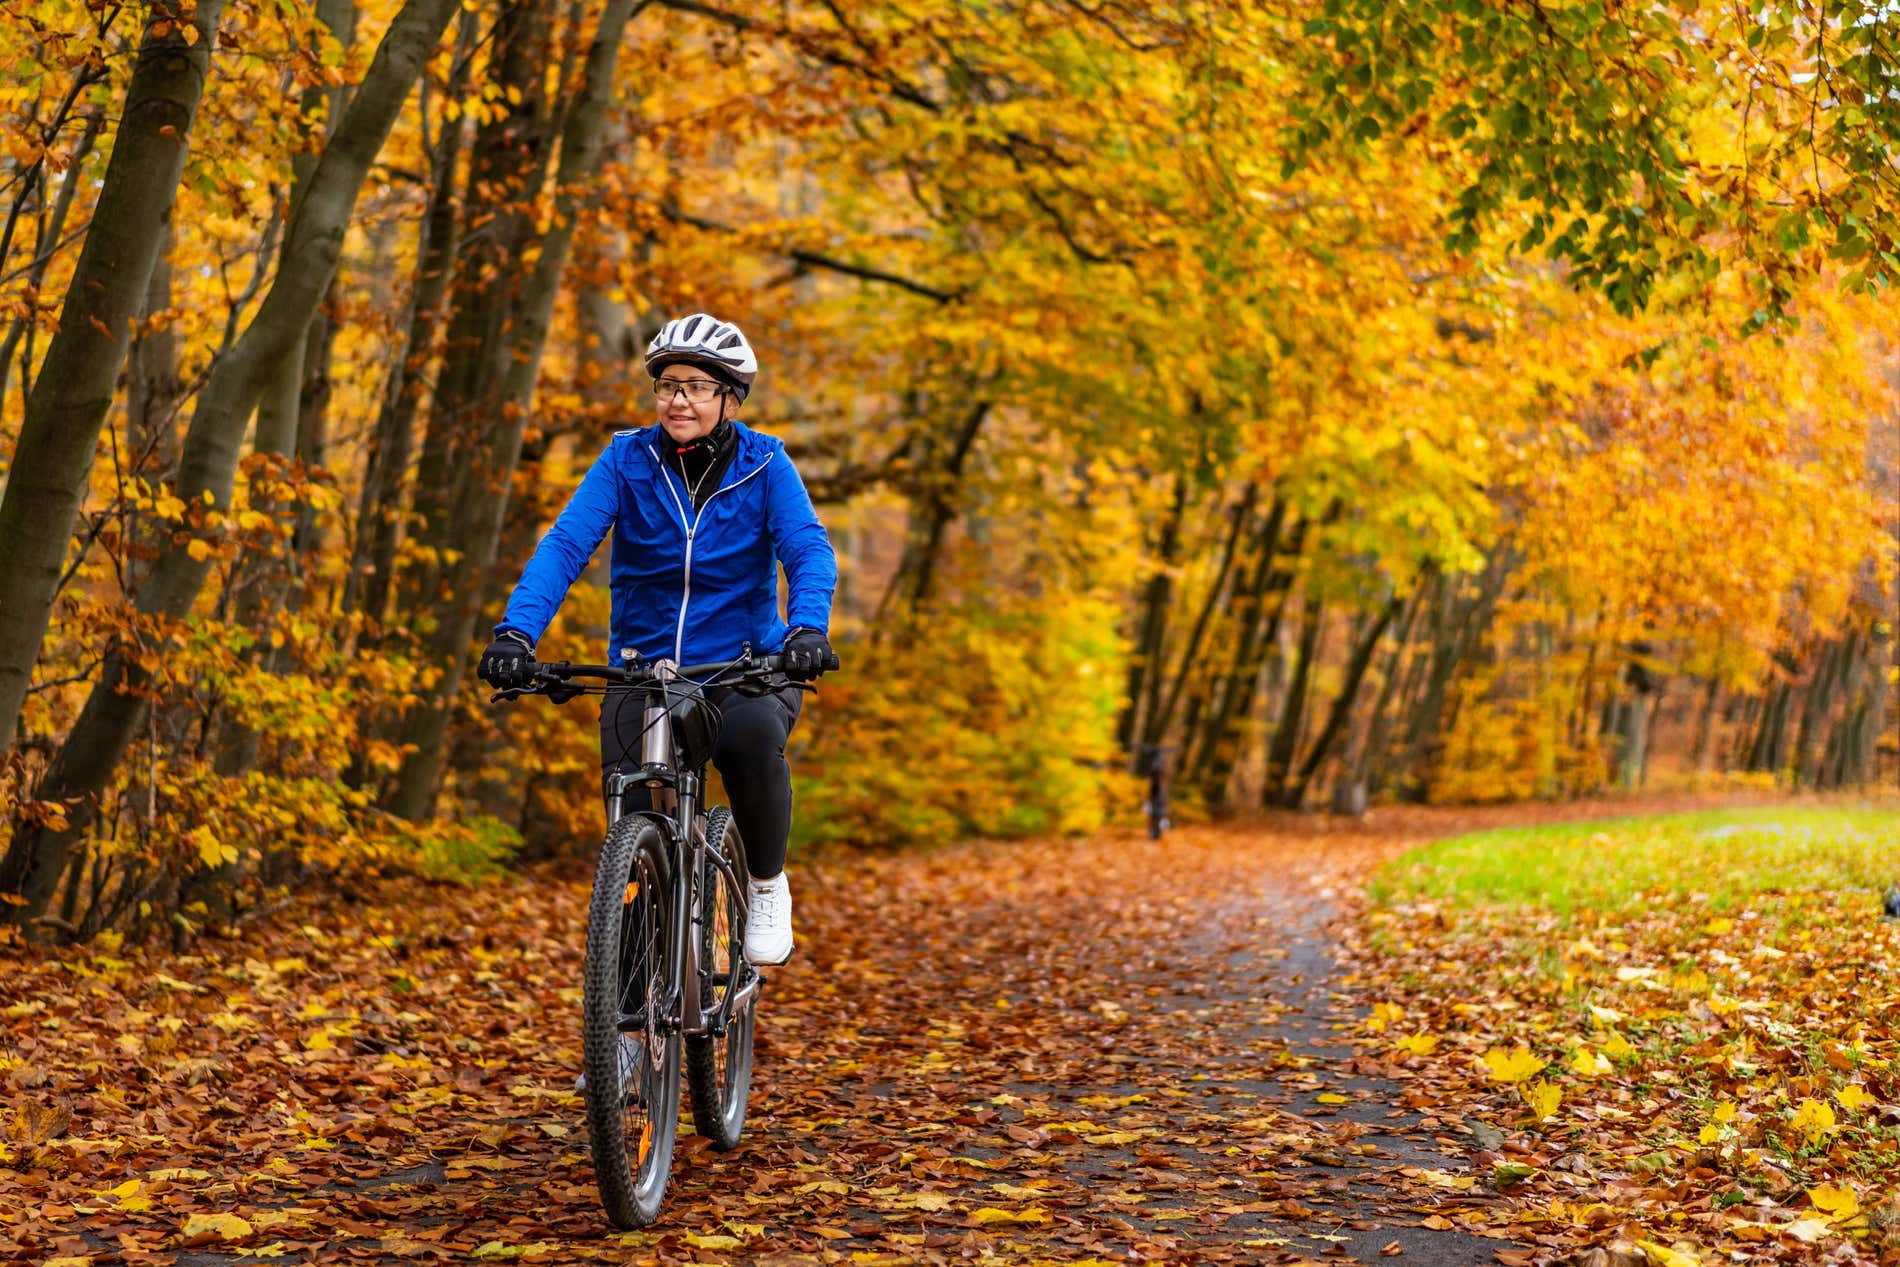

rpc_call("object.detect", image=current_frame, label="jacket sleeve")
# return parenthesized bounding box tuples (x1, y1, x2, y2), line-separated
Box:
(495, 442, 619, 645)
(764, 449, 837, 634)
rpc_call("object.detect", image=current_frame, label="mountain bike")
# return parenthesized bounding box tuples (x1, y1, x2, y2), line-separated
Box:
(490, 646, 834, 1228)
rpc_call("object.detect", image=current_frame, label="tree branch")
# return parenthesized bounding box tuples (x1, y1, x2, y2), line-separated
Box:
(657, 201, 960, 302)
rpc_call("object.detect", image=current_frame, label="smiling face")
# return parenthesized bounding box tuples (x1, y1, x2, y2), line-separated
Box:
(653, 365, 731, 444)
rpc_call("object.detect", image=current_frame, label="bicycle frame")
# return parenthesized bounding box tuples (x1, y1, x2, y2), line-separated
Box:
(603, 674, 758, 1043)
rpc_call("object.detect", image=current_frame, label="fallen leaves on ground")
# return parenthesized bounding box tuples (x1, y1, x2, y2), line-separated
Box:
(1, 793, 1823, 1265)
(1347, 801, 1900, 1265)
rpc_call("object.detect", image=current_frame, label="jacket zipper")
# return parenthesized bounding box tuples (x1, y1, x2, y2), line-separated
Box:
(648, 444, 776, 662)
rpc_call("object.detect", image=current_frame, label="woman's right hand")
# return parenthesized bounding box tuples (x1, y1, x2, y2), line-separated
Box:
(479, 630, 537, 689)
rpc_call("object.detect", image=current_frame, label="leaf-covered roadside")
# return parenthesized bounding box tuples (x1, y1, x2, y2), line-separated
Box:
(1344, 806, 1900, 1266)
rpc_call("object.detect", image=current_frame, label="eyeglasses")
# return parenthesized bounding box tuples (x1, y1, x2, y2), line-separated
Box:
(652, 378, 727, 403)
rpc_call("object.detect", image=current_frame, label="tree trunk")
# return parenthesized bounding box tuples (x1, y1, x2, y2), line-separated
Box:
(1393, 544, 1513, 801)
(1192, 501, 1300, 811)
(880, 398, 992, 616)
(0, 0, 462, 925)
(343, 12, 475, 628)
(1262, 590, 1325, 807)
(1360, 570, 1434, 797)
(1285, 587, 1403, 810)
(1794, 632, 1852, 788)
(0, 2, 226, 759)
(1689, 677, 1720, 774)
(1116, 476, 1186, 752)
(1144, 484, 1255, 749)
(1182, 493, 1286, 792)
(386, 0, 653, 821)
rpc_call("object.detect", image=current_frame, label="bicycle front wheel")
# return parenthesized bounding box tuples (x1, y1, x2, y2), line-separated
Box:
(583, 814, 683, 1228)
(687, 807, 757, 1149)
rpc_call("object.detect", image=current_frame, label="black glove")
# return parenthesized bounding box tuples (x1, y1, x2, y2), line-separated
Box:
(479, 629, 536, 689)
(780, 627, 834, 681)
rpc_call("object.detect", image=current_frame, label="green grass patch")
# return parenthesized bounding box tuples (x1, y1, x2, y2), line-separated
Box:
(1371, 805, 1900, 913)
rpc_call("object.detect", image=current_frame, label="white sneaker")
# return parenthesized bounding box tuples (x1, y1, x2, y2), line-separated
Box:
(745, 873, 795, 965)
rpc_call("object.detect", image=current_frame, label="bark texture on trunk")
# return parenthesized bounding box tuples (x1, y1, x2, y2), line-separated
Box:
(0, 0, 461, 925)
(387, 0, 652, 820)
(0, 2, 226, 759)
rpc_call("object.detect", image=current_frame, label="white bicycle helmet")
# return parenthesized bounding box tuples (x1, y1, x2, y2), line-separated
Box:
(644, 313, 758, 401)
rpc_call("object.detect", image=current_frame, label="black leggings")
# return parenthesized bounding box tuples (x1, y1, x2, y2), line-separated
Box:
(599, 685, 802, 880)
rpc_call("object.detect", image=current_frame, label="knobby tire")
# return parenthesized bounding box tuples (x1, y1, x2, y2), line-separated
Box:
(583, 814, 682, 1228)
(686, 806, 756, 1149)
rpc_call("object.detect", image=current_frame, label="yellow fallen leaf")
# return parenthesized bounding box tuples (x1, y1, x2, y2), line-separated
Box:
(1315, 1093, 1350, 1105)
(1366, 1002, 1405, 1033)
(1412, 1169, 1477, 1190)
(1600, 1031, 1635, 1060)
(1636, 1239, 1701, 1267)
(1781, 1218, 1832, 1243)
(681, 1234, 742, 1250)
(1393, 1033, 1439, 1055)
(181, 1212, 254, 1245)
(1588, 1004, 1626, 1024)
(1704, 917, 1734, 935)
(1570, 1047, 1612, 1077)
(1808, 1184, 1860, 1221)
(1835, 1084, 1875, 1111)
(302, 1029, 335, 1052)
(1790, 1098, 1837, 1145)
(1521, 1079, 1562, 1121)
(794, 1179, 851, 1195)
(44, 1258, 92, 1267)
(892, 1192, 954, 1211)
(1481, 1046, 1546, 1083)
(972, 1206, 1050, 1225)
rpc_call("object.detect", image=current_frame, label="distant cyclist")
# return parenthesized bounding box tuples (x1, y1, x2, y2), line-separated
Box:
(477, 314, 837, 965)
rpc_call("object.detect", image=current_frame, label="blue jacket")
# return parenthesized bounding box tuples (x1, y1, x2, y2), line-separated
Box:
(496, 422, 836, 665)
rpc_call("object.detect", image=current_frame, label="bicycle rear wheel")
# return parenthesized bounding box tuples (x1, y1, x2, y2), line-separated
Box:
(686, 807, 757, 1149)
(583, 815, 682, 1228)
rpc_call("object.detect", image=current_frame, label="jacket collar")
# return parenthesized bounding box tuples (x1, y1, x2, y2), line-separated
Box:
(635, 420, 774, 494)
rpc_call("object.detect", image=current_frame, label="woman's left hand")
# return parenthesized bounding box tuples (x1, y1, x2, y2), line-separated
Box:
(781, 628, 834, 680)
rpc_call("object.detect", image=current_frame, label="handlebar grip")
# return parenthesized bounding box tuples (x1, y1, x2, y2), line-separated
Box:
(822, 652, 840, 673)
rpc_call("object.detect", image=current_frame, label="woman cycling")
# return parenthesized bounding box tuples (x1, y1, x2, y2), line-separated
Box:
(477, 314, 836, 965)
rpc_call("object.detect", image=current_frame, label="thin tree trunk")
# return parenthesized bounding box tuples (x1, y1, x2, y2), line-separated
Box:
(880, 398, 992, 616)
(1193, 503, 1302, 811)
(1144, 484, 1255, 749)
(0, 0, 462, 925)
(0, 107, 105, 421)
(387, 0, 654, 821)
(1285, 587, 1403, 810)
(1262, 590, 1326, 807)
(0, 3, 226, 760)
(1794, 633, 1851, 788)
(1393, 544, 1513, 801)
(1361, 570, 1434, 797)
(343, 12, 475, 627)
(1116, 476, 1186, 752)
(1689, 677, 1720, 774)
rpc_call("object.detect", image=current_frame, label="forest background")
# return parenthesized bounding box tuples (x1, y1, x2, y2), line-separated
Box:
(0, 0, 1895, 942)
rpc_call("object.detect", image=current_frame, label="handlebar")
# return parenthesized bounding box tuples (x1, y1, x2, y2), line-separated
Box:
(488, 647, 840, 705)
